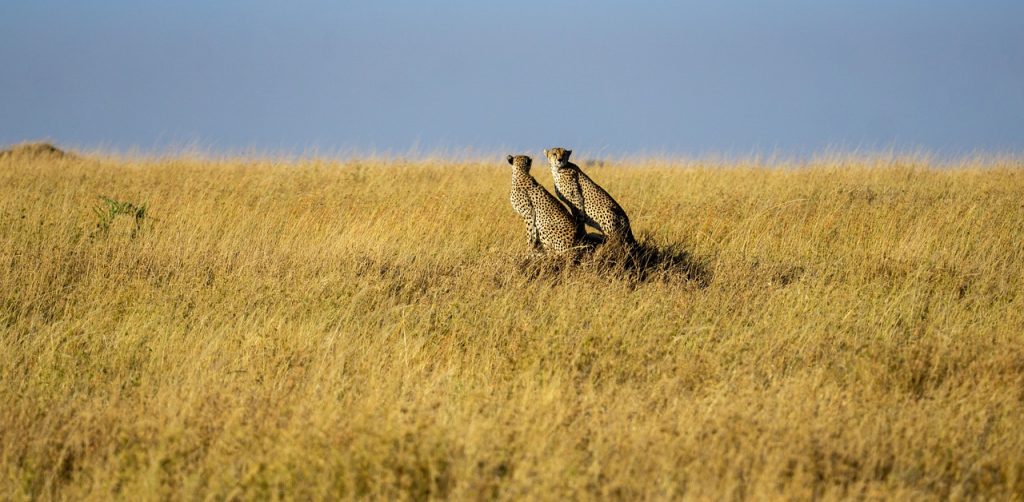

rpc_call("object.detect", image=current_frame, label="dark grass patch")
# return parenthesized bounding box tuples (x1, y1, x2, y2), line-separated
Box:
(516, 233, 712, 287)
(587, 235, 712, 286)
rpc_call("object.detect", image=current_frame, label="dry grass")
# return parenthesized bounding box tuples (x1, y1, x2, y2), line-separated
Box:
(1, 149, 1022, 500)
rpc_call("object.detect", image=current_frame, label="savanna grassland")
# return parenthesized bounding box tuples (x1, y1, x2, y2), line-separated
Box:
(1, 145, 1023, 500)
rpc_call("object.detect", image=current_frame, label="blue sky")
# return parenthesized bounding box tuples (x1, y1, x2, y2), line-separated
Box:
(1, 1, 1022, 156)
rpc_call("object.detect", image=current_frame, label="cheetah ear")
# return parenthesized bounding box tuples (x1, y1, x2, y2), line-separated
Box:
(565, 150, 572, 158)
(506, 155, 514, 165)
(543, 149, 549, 157)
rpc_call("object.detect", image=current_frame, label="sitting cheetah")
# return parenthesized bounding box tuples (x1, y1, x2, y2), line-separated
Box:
(506, 154, 585, 254)
(544, 147, 636, 247)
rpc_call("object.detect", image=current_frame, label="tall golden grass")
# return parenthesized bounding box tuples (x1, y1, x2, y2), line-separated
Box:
(1, 147, 1022, 500)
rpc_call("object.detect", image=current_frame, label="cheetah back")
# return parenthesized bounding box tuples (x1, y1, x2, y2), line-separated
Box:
(554, 163, 634, 244)
(528, 180, 579, 254)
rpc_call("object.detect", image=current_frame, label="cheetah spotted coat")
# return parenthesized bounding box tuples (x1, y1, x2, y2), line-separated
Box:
(545, 148, 636, 247)
(506, 155, 583, 254)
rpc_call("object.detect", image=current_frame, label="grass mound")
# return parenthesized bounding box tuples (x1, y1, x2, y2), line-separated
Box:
(0, 141, 75, 160)
(1, 154, 1022, 499)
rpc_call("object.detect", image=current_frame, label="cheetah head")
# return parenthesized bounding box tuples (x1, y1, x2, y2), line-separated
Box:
(544, 147, 572, 169)
(506, 154, 532, 172)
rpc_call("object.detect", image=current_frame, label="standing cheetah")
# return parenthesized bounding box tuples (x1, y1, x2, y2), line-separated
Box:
(506, 154, 585, 254)
(544, 147, 636, 247)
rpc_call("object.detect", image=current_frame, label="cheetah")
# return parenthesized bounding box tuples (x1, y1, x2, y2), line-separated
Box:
(506, 154, 585, 254)
(544, 147, 636, 247)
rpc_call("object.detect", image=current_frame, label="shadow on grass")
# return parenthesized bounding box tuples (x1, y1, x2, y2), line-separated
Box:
(516, 233, 713, 287)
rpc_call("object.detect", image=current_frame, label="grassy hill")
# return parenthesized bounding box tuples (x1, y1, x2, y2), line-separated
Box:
(1, 149, 1022, 499)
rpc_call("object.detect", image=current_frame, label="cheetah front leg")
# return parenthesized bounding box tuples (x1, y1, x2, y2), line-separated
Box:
(526, 218, 543, 252)
(555, 186, 585, 237)
(569, 207, 587, 238)
(522, 203, 543, 254)
(565, 175, 597, 236)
